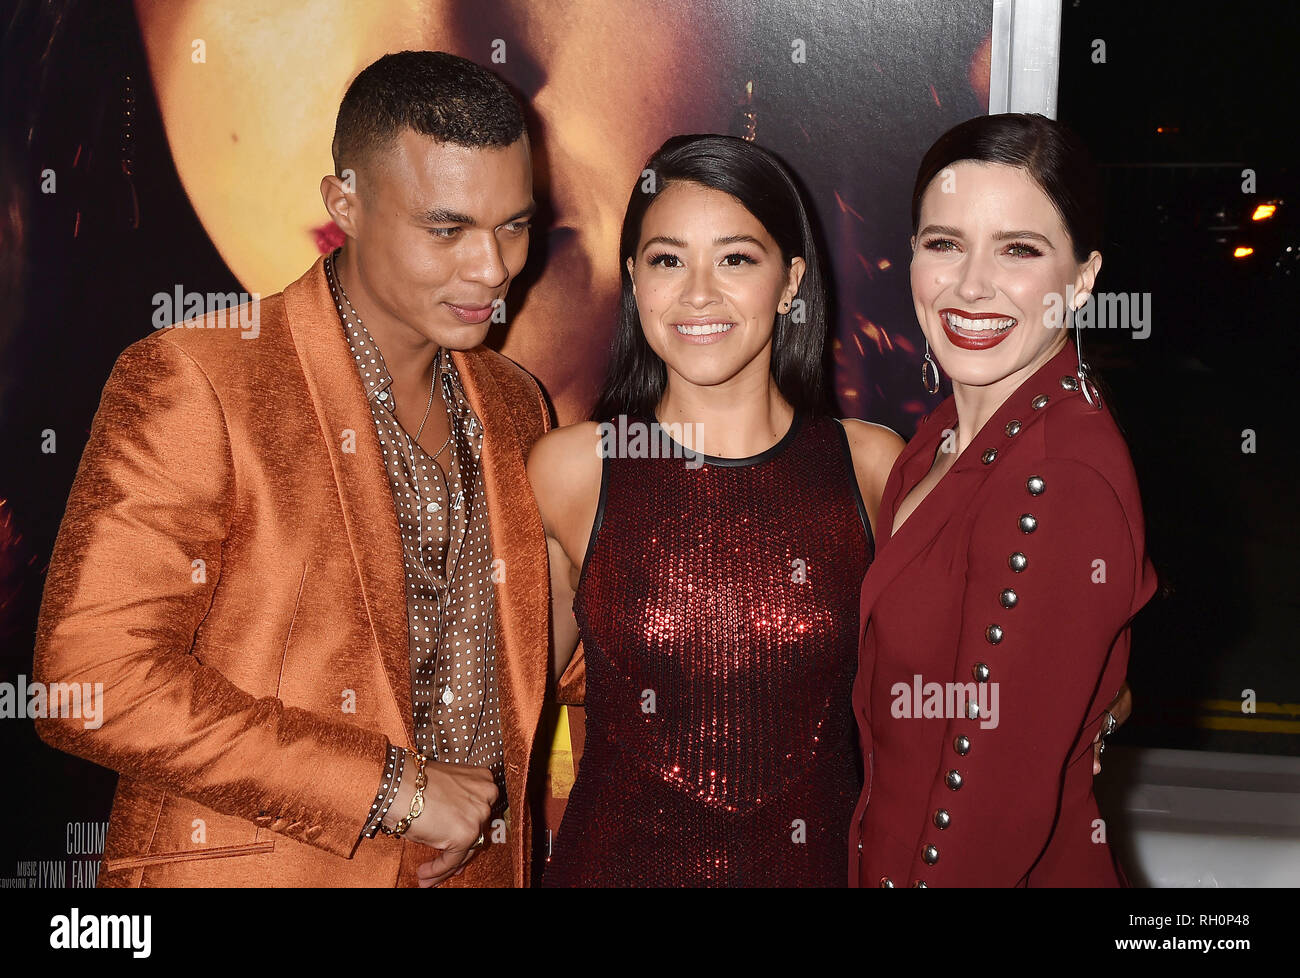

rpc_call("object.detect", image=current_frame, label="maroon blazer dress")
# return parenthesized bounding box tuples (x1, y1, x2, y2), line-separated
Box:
(849, 339, 1158, 887)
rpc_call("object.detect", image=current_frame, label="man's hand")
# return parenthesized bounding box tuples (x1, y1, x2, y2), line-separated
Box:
(382, 754, 497, 887)
(1093, 681, 1132, 775)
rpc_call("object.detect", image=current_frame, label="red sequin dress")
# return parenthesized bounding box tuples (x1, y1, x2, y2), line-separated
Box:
(543, 412, 874, 887)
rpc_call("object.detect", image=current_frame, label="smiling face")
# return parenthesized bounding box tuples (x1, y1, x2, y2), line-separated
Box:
(323, 129, 534, 351)
(910, 161, 1101, 391)
(626, 182, 804, 403)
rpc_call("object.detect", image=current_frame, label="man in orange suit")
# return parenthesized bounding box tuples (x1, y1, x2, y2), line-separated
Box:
(33, 52, 552, 887)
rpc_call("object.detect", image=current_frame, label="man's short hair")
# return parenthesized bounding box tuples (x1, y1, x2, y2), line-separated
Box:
(332, 51, 526, 177)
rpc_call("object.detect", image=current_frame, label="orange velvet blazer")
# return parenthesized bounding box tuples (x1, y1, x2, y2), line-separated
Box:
(33, 256, 552, 887)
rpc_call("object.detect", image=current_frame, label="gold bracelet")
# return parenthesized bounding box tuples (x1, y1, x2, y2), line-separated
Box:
(390, 752, 427, 839)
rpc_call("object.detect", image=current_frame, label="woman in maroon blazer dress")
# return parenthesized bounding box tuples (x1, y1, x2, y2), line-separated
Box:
(849, 114, 1159, 887)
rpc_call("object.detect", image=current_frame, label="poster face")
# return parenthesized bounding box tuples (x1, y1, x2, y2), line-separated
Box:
(130, 0, 991, 431)
(1, 0, 992, 882)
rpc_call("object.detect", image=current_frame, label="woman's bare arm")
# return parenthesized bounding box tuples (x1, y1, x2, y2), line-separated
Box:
(840, 418, 906, 539)
(526, 422, 604, 684)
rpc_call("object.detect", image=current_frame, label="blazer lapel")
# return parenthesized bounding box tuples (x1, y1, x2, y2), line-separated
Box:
(858, 404, 980, 634)
(449, 348, 549, 759)
(859, 339, 1091, 635)
(283, 257, 414, 746)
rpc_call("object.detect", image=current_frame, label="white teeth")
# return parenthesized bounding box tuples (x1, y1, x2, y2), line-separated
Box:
(943, 312, 1015, 332)
(675, 322, 734, 336)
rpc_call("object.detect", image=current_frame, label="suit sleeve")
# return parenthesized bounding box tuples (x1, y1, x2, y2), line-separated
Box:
(33, 338, 390, 859)
(906, 456, 1136, 885)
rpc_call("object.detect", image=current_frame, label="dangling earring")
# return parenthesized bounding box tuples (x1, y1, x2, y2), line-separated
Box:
(921, 338, 941, 395)
(1072, 299, 1102, 409)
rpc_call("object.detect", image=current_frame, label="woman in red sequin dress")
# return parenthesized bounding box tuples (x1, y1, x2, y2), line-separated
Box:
(528, 135, 904, 886)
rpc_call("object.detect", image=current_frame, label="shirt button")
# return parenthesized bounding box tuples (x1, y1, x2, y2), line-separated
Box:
(426, 502, 440, 514)
(441, 686, 454, 705)
(377, 391, 389, 402)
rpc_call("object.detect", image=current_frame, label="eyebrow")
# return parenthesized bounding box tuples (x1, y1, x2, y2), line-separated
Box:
(419, 202, 536, 226)
(714, 233, 769, 251)
(640, 233, 770, 254)
(421, 207, 476, 225)
(918, 224, 1056, 248)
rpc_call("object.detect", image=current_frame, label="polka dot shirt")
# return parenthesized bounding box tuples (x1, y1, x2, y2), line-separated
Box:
(326, 254, 506, 835)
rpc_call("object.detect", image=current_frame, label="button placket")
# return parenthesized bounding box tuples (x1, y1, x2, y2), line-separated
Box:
(330, 255, 505, 798)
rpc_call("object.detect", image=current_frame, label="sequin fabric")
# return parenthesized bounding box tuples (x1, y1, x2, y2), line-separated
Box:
(543, 413, 873, 887)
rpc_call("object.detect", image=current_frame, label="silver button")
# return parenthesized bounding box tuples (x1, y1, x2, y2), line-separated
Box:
(1031, 394, 1050, 410)
(923, 844, 939, 865)
(999, 588, 1019, 608)
(1005, 420, 1022, 437)
(1018, 514, 1038, 533)
(426, 501, 440, 514)
(377, 391, 389, 402)
(879, 876, 895, 888)
(954, 734, 971, 755)
(934, 809, 951, 830)
(440, 685, 454, 705)
(985, 624, 1003, 644)
(973, 662, 991, 682)
(982, 448, 998, 464)
(946, 769, 963, 790)
(913, 880, 928, 888)
(965, 700, 981, 720)
(1026, 475, 1045, 496)
(1060, 375, 1080, 391)
(1008, 552, 1028, 572)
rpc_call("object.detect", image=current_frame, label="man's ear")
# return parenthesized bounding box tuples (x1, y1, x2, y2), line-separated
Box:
(321, 173, 358, 238)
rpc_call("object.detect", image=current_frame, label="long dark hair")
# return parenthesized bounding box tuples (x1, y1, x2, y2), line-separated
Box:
(590, 134, 828, 421)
